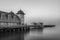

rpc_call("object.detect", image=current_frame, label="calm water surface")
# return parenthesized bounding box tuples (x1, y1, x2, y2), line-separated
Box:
(0, 27, 60, 40)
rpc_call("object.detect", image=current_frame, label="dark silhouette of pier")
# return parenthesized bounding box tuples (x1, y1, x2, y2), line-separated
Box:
(0, 24, 55, 32)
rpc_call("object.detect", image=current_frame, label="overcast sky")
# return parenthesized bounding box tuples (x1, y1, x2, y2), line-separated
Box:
(0, 0, 60, 25)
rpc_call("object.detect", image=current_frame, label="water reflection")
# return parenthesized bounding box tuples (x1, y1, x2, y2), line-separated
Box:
(24, 29, 43, 40)
(0, 27, 60, 40)
(0, 29, 43, 40)
(0, 32, 24, 40)
(25, 27, 60, 40)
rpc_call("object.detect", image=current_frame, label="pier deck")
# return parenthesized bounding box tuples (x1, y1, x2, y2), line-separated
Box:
(0, 25, 55, 32)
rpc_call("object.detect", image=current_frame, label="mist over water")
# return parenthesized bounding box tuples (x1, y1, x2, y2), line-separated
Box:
(0, 26, 60, 40)
(25, 26, 60, 40)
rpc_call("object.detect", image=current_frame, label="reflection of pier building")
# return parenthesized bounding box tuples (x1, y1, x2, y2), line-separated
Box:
(0, 9, 25, 26)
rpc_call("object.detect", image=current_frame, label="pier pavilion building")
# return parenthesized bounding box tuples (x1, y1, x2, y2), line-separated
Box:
(0, 9, 25, 27)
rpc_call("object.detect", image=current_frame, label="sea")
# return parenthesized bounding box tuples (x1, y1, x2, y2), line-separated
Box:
(0, 26, 60, 40)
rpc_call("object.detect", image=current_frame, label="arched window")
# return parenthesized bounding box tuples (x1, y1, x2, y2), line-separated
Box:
(11, 15, 13, 19)
(8, 14, 12, 22)
(0, 14, 1, 19)
(13, 16, 16, 22)
(5, 14, 8, 19)
(1, 13, 5, 20)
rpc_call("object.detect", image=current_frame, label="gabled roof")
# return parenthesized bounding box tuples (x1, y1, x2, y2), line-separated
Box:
(0, 10, 21, 22)
(9, 11, 15, 15)
(8, 11, 21, 21)
(16, 9, 25, 15)
(0, 11, 8, 14)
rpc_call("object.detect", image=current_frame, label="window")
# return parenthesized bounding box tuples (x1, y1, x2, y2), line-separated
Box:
(5, 14, 8, 19)
(0, 14, 1, 19)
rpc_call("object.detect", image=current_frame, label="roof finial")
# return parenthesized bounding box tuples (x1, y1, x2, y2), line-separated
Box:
(16, 9, 25, 15)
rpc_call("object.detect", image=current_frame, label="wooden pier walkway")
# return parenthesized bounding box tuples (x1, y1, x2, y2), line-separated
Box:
(0, 25, 30, 32)
(0, 25, 55, 32)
